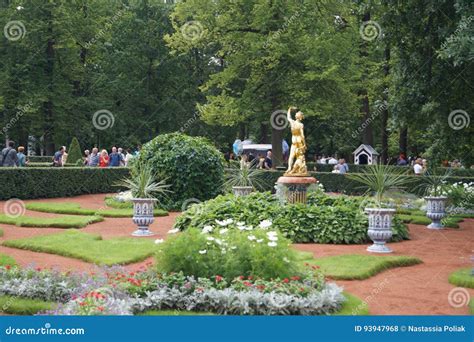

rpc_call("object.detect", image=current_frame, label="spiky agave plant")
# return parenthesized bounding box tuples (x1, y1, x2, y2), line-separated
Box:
(346, 163, 412, 207)
(115, 161, 172, 199)
(224, 161, 268, 190)
(415, 167, 451, 197)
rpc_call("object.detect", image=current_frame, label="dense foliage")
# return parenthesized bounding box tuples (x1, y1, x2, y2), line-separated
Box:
(174, 192, 409, 244)
(1, 1, 471, 165)
(135, 133, 224, 209)
(67, 137, 82, 165)
(156, 227, 301, 280)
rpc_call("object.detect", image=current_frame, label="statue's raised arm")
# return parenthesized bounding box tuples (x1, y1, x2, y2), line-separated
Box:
(284, 106, 308, 176)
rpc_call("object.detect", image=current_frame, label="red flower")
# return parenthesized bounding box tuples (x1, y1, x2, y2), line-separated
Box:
(311, 265, 320, 270)
(247, 276, 253, 280)
(35, 267, 42, 272)
(291, 276, 300, 281)
(97, 306, 104, 312)
(215, 275, 223, 282)
(79, 301, 87, 307)
(5, 265, 11, 270)
(243, 281, 252, 287)
(282, 278, 289, 283)
(300, 287, 305, 292)
(256, 285, 265, 290)
(239, 276, 245, 280)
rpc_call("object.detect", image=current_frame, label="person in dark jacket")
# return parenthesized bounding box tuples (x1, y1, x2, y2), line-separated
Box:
(1, 141, 18, 167)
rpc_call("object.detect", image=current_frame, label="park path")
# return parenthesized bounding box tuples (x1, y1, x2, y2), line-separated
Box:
(0, 194, 473, 315)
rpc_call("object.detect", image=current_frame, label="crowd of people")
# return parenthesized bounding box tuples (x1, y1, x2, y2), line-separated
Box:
(227, 150, 274, 170)
(0, 140, 136, 168)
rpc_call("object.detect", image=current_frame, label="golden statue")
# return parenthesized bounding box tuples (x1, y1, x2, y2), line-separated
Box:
(284, 106, 308, 176)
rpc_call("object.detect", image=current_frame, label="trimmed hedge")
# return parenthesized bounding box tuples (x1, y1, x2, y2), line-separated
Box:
(27, 156, 53, 163)
(0, 167, 129, 200)
(1, 167, 473, 200)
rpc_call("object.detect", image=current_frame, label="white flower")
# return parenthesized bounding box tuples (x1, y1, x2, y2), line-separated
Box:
(247, 235, 256, 241)
(267, 242, 278, 247)
(237, 225, 247, 231)
(167, 228, 180, 234)
(216, 218, 233, 226)
(283, 257, 290, 263)
(266, 231, 278, 238)
(236, 221, 246, 226)
(259, 220, 272, 229)
(154, 239, 164, 244)
(268, 235, 278, 242)
(230, 246, 237, 250)
(215, 239, 223, 245)
(256, 239, 263, 243)
(202, 225, 213, 234)
(198, 250, 207, 254)
(206, 236, 215, 241)
(244, 225, 253, 231)
(219, 228, 228, 235)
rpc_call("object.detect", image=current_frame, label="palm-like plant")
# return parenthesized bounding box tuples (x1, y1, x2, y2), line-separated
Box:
(115, 161, 172, 199)
(415, 168, 451, 197)
(347, 164, 412, 206)
(224, 161, 268, 190)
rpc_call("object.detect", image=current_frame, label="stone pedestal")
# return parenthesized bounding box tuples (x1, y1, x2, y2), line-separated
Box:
(276, 176, 316, 204)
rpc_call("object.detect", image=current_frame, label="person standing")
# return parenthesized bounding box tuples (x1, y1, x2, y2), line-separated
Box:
(413, 158, 423, 175)
(88, 148, 99, 167)
(53, 146, 65, 167)
(109, 146, 122, 167)
(328, 156, 338, 165)
(61, 146, 68, 165)
(99, 149, 109, 167)
(338, 158, 349, 174)
(118, 147, 126, 166)
(83, 150, 90, 166)
(264, 150, 273, 169)
(17, 146, 27, 167)
(124, 149, 133, 166)
(1, 141, 18, 167)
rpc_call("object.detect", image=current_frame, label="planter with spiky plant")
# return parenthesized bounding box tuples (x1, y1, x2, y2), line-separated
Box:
(416, 169, 450, 229)
(116, 162, 171, 236)
(224, 162, 267, 196)
(347, 164, 412, 253)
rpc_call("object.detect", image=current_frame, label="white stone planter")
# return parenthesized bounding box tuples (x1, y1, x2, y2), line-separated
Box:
(232, 186, 253, 197)
(132, 198, 157, 237)
(424, 196, 448, 229)
(365, 208, 396, 253)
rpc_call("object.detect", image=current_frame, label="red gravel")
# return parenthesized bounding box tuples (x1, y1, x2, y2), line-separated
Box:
(0, 194, 473, 315)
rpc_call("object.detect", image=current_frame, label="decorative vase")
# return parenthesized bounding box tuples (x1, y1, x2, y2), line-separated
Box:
(365, 208, 396, 253)
(232, 186, 253, 197)
(424, 196, 448, 229)
(131, 198, 157, 236)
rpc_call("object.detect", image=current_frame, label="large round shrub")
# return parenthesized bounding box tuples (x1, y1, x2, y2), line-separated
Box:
(136, 133, 225, 209)
(174, 192, 410, 244)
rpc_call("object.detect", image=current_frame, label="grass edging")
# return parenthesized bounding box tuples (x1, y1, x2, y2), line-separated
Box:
(0, 295, 56, 315)
(0, 214, 103, 228)
(448, 268, 474, 289)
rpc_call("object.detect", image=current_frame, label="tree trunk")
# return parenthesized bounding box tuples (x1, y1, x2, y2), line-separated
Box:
(238, 123, 246, 140)
(399, 127, 408, 156)
(359, 11, 373, 146)
(43, 23, 55, 155)
(380, 44, 390, 163)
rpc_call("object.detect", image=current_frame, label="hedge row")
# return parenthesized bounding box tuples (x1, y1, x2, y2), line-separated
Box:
(1, 167, 473, 200)
(27, 156, 54, 163)
(0, 167, 129, 200)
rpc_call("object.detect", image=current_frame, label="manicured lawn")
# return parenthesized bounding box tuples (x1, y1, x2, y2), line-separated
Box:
(26, 202, 168, 218)
(333, 292, 369, 315)
(0, 228, 3, 237)
(0, 295, 56, 315)
(470, 299, 474, 315)
(104, 197, 133, 209)
(2, 230, 158, 265)
(0, 253, 16, 266)
(448, 268, 474, 289)
(396, 213, 464, 228)
(298, 253, 422, 280)
(0, 214, 103, 228)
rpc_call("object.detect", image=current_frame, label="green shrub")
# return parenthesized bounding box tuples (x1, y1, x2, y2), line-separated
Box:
(0, 253, 15, 266)
(27, 156, 53, 163)
(0, 295, 56, 315)
(67, 137, 83, 165)
(174, 192, 409, 244)
(448, 268, 474, 288)
(0, 167, 130, 200)
(0, 214, 103, 228)
(135, 133, 225, 209)
(156, 227, 301, 280)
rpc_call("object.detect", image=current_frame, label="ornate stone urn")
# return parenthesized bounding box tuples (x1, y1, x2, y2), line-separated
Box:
(232, 186, 253, 197)
(132, 198, 157, 236)
(365, 208, 396, 253)
(424, 196, 448, 229)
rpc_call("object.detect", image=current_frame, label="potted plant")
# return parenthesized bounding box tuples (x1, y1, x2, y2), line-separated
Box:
(347, 164, 411, 253)
(116, 162, 171, 236)
(416, 169, 450, 229)
(224, 162, 267, 196)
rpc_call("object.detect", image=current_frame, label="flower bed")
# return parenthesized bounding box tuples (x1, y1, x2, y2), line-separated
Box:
(0, 265, 345, 316)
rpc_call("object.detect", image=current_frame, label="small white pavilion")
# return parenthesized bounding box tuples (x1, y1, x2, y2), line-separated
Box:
(353, 144, 379, 165)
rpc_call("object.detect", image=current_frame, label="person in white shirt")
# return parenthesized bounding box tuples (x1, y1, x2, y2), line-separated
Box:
(413, 158, 423, 175)
(124, 149, 133, 166)
(328, 156, 338, 165)
(319, 156, 327, 164)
